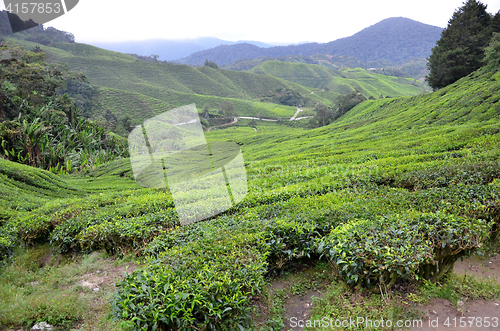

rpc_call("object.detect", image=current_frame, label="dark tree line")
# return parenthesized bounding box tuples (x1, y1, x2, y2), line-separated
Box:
(204, 59, 219, 69)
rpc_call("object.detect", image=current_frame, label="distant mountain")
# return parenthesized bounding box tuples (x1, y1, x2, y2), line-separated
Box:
(177, 17, 443, 66)
(88, 38, 275, 61)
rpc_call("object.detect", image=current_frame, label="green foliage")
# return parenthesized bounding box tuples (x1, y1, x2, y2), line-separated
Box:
(204, 59, 219, 69)
(110, 220, 267, 331)
(426, 0, 494, 90)
(309, 89, 367, 127)
(1, 37, 430, 131)
(0, 43, 128, 171)
(485, 32, 500, 71)
(317, 213, 492, 289)
(1, 46, 500, 330)
(249, 61, 430, 98)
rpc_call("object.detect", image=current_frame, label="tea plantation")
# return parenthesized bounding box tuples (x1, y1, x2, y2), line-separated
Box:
(1, 67, 500, 330)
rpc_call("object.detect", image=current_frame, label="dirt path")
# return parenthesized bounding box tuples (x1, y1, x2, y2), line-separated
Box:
(284, 289, 322, 331)
(207, 109, 312, 131)
(454, 254, 500, 284)
(411, 255, 500, 330)
(290, 108, 303, 121)
(412, 299, 500, 330)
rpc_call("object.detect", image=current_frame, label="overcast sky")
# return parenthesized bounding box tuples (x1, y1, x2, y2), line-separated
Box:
(2, 0, 500, 44)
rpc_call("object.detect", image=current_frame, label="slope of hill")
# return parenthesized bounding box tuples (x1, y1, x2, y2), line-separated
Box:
(3, 24, 432, 137)
(92, 86, 300, 127)
(312, 17, 444, 64)
(38, 40, 431, 105)
(177, 17, 443, 66)
(0, 158, 85, 220)
(4, 37, 332, 114)
(248, 60, 430, 97)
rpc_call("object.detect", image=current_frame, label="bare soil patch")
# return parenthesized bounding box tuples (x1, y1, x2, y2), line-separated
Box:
(284, 289, 322, 331)
(454, 254, 500, 284)
(412, 299, 500, 330)
(79, 263, 138, 292)
(410, 255, 500, 330)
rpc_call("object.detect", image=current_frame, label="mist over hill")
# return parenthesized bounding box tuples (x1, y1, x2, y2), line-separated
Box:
(177, 17, 443, 66)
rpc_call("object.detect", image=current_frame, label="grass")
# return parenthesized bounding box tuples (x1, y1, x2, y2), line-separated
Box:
(0, 245, 139, 330)
(92, 86, 300, 124)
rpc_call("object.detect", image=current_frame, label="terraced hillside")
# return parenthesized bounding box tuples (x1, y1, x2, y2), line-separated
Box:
(3, 37, 331, 108)
(3, 38, 431, 127)
(1, 63, 500, 330)
(249, 60, 430, 98)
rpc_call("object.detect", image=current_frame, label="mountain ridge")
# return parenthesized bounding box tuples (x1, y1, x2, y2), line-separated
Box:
(177, 17, 443, 66)
(88, 37, 278, 62)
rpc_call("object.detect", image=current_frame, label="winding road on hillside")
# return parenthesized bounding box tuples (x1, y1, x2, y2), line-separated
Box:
(236, 108, 313, 123)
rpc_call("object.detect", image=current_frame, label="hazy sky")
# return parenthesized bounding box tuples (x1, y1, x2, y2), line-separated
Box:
(2, 0, 500, 44)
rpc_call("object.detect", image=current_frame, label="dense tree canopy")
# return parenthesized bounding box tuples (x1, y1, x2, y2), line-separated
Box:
(426, 0, 494, 90)
(0, 42, 127, 172)
(204, 59, 219, 69)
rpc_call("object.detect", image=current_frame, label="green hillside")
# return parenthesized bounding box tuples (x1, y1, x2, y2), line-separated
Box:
(93, 86, 299, 126)
(0, 158, 84, 220)
(1, 62, 500, 330)
(4, 37, 431, 127)
(4, 38, 328, 100)
(249, 60, 430, 98)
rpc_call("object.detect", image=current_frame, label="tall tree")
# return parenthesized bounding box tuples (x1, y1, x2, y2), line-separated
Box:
(426, 0, 493, 90)
(220, 101, 236, 122)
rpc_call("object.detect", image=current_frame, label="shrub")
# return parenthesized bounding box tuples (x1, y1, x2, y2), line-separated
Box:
(317, 212, 493, 291)
(110, 225, 267, 331)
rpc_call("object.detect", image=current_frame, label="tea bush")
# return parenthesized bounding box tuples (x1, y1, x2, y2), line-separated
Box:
(76, 210, 178, 255)
(317, 212, 493, 290)
(110, 222, 267, 331)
